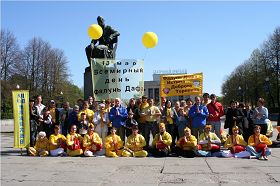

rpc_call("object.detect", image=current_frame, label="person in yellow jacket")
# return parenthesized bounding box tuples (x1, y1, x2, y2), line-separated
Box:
(246, 125, 272, 160)
(222, 126, 250, 158)
(197, 124, 222, 157)
(49, 125, 67, 156)
(83, 124, 103, 157)
(151, 123, 172, 157)
(78, 101, 94, 122)
(66, 125, 83, 156)
(122, 125, 148, 157)
(175, 127, 197, 158)
(28, 131, 49, 157)
(138, 95, 149, 134)
(105, 127, 123, 157)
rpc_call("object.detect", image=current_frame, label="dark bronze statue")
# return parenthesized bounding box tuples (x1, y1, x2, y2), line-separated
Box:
(85, 16, 120, 65)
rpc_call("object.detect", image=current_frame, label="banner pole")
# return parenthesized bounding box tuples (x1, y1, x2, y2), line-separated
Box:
(20, 148, 23, 156)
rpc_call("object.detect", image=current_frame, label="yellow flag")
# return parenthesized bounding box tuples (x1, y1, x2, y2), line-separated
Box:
(12, 90, 30, 148)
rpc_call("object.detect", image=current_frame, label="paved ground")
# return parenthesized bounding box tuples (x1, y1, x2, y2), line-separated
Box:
(1, 119, 280, 186)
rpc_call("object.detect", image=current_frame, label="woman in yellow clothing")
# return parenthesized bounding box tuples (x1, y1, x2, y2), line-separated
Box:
(105, 127, 123, 157)
(66, 125, 83, 156)
(28, 131, 49, 157)
(122, 125, 148, 157)
(77, 101, 94, 122)
(83, 124, 102, 157)
(246, 125, 272, 160)
(175, 127, 197, 158)
(151, 123, 172, 157)
(49, 125, 67, 156)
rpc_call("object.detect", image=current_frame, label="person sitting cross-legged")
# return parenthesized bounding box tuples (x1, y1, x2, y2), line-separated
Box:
(66, 125, 83, 157)
(222, 125, 250, 158)
(175, 127, 197, 158)
(49, 125, 67, 156)
(122, 125, 148, 157)
(246, 125, 272, 160)
(197, 124, 222, 157)
(105, 127, 123, 157)
(83, 124, 103, 157)
(150, 123, 172, 157)
(28, 131, 49, 157)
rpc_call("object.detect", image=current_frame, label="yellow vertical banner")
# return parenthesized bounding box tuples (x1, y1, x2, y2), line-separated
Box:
(12, 90, 30, 148)
(160, 73, 203, 97)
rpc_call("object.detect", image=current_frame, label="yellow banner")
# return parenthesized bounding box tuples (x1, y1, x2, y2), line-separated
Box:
(160, 73, 203, 97)
(12, 90, 30, 148)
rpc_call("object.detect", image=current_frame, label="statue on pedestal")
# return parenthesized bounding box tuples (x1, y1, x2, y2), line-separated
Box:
(85, 16, 120, 65)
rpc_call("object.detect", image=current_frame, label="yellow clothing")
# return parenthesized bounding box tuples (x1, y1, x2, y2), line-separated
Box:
(166, 108, 174, 124)
(49, 107, 56, 123)
(122, 134, 147, 157)
(78, 109, 94, 122)
(49, 134, 67, 150)
(139, 102, 149, 123)
(224, 134, 247, 148)
(152, 131, 172, 148)
(28, 137, 49, 156)
(144, 106, 161, 122)
(83, 132, 102, 151)
(105, 134, 123, 157)
(105, 106, 112, 127)
(176, 135, 197, 150)
(66, 133, 83, 156)
(198, 132, 221, 150)
(248, 134, 272, 147)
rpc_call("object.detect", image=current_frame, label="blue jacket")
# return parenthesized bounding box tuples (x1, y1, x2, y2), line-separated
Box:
(189, 104, 209, 128)
(176, 113, 188, 132)
(109, 105, 128, 128)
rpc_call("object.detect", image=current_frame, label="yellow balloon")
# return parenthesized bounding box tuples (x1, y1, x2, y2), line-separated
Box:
(88, 24, 103, 40)
(142, 32, 158, 48)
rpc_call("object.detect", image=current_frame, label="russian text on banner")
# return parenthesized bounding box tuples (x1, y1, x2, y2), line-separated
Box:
(160, 73, 203, 97)
(12, 90, 30, 148)
(91, 59, 144, 101)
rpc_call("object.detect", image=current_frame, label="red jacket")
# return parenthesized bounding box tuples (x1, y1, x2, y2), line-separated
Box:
(207, 101, 224, 122)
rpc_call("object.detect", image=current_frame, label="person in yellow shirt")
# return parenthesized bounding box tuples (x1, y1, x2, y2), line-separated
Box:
(49, 125, 67, 156)
(222, 126, 250, 158)
(122, 125, 148, 157)
(246, 125, 272, 160)
(175, 127, 197, 158)
(138, 95, 149, 135)
(83, 124, 102, 157)
(197, 124, 222, 157)
(28, 131, 49, 157)
(78, 101, 94, 122)
(151, 123, 172, 157)
(66, 125, 83, 156)
(105, 127, 123, 157)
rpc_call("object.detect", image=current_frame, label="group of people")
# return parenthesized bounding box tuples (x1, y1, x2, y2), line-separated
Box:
(27, 94, 277, 160)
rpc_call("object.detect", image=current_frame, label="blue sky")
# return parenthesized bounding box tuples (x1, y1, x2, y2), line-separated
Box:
(2, 1, 280, 96)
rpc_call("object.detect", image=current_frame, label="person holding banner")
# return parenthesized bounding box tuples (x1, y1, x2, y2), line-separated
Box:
(188, 96, 209, 141)
(66, 125, 83, 156)
(28, 131, 49, 157)
(109, 98, 128, 143)
(49, 125, 67, 156)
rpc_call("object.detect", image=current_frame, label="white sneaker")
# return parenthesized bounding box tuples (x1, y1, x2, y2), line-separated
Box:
(249, 156, 257, 159)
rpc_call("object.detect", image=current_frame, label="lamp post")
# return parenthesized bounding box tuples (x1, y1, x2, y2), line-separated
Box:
(60, 91, 64, 108)
(238, 86, 243, 102)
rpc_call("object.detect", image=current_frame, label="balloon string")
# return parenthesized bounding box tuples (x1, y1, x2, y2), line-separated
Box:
(143, 48, 148, 61)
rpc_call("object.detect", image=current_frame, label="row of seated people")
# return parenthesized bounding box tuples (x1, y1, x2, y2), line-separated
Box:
(28, 123, 272, 160)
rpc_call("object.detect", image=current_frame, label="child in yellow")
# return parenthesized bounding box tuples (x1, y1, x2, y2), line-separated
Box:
(28, 131, 49, 157)
(83, 124, 103, 157)
(105, 127, 123, 157)
(151, 123, 172, 157)
(66, 125, 83, 156)
(49, 125, 67, 156)
(122, 125, 148, 157)
(175, 127, 197, 158)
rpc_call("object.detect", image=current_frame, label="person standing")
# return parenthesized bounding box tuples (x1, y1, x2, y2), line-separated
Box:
(34, 95, 45, 132)
(207, 94, 224, 138)
(253, 98, 269, 135)
(189, 96, 209, 140)
(29, 98, 40, 147)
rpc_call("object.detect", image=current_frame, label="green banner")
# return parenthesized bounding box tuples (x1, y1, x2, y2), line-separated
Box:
(91, 59, 144, 102)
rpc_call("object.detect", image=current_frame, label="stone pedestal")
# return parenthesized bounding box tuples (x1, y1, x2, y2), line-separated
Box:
(84, 66, 93, 100)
